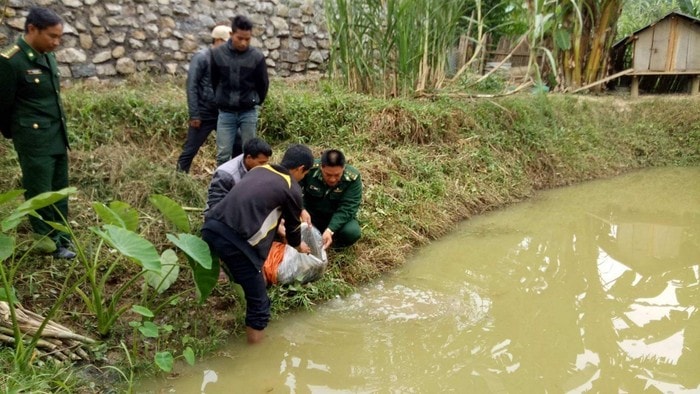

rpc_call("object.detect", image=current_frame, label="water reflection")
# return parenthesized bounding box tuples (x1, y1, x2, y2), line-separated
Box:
(587, 205, 699, 392)
(139, 168, 700, 393)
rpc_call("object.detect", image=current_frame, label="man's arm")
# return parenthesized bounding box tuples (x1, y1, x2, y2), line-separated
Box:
(205, 170, 234, 213)
(281, 188, 305, 250)
(209, 49, 220, 93)
(186, 51, 206, 121)
(0, 59, 16, 138)
(327, 174, 362, 233)
(254, 56, 269, 104)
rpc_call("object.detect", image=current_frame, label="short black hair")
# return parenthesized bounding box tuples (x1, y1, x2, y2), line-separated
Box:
(231, 15, 253, 33)
(25, 7, 63, 33)
(281, 144, 314, 172)
(243, 137, 272, 158)
(321, 149, 346, 167)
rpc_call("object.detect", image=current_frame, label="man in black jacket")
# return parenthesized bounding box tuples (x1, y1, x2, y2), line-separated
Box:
(210, 15, 269, 166)
(201, 144, 313, 344)
(175, 24, 231, 173)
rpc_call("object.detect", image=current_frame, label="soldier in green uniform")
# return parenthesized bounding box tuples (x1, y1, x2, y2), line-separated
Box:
(299, 149, 362, 249)
(0, 7, 75, 259)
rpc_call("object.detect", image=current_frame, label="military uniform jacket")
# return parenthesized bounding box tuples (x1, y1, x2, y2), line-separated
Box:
(0, 37, 69, 155)
(299, 163, 362, 233)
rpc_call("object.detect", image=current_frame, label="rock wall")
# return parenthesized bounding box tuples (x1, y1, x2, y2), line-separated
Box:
(0, 0, 330, 79)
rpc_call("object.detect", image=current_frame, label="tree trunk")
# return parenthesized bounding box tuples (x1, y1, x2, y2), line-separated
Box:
(555, 0, 624, 91)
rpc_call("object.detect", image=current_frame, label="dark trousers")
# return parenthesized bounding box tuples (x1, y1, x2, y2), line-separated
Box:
(201, 228, 270, 330)
(17, 152, 71, 247)
(176, 117, 218, 173)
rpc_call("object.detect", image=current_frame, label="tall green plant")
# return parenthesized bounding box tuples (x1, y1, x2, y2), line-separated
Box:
(552, 0, 625, 90)
(324, 0, 468, 96)
(79, 195, 214, 337)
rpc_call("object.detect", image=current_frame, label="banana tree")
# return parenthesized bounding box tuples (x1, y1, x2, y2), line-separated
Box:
(553, 0, 625, 90)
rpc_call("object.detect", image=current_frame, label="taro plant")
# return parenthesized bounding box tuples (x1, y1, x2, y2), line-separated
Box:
(129, 304, 195, 372)
(77, 194, 216, 337)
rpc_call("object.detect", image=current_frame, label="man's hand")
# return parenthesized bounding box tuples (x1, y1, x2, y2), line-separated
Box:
(300, 209, 312, 226)
(189, 119, 202, 128)
(322, 229, 333, 250)
(277, 218, 286, 239)
(296, 241, 311, 254)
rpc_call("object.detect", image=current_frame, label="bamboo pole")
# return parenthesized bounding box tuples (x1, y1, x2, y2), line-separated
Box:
(571, 68, 633, 93)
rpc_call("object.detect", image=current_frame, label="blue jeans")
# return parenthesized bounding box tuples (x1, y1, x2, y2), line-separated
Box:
(216, 107, 259, 166)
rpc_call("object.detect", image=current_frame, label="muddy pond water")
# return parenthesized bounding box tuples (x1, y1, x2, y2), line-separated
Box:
(140, 167, 700, 393)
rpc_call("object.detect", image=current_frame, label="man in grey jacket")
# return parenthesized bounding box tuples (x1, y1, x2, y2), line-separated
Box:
(210, 15, 269, 166)
(175, 25, 231, 173)
(204, 137, 272, 214)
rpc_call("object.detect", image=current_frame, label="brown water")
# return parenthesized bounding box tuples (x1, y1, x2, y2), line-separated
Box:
(140, 167, 700, 393)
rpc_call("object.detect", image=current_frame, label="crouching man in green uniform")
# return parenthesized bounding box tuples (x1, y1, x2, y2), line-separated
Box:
(0, 7, 75, 259)
(300, 149, 362, 249)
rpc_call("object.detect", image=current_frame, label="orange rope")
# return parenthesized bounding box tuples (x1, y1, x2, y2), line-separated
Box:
(262, 242, 287, 285)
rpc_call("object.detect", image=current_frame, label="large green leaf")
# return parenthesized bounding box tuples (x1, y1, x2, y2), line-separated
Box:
(92, 225, 161, 272)
(149, 195, 190, 233)
(155, 351, 174, 372)
(14, 187, 76, 213)
(183, 347, 195, 366)
(2, 188, 76, 232)
(166, 233, 212, 269)
(109, 201, 139, 232)
(188, 249, 219, 304)
(92, 202, 127, 228)
(139, 321, 160, 338)
(144, 249, 180, 293)
(168, 233, 217, 302)
(0, 234, 14, 262)
(0, 190, 24, 206)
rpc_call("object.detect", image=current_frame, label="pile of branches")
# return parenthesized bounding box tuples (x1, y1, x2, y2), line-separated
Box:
(0, 301, 95, 363)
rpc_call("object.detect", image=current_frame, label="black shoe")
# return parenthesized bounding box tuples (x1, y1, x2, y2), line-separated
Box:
(54, 246, 76, 260)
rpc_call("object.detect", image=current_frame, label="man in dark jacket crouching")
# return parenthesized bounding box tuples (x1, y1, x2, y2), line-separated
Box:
(201, 144, 313, 344)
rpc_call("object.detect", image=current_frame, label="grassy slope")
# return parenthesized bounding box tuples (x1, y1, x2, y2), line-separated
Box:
(0, 76, 698, 389)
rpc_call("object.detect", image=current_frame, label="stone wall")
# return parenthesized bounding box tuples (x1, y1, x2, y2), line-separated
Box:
(0, 0, 330, 79)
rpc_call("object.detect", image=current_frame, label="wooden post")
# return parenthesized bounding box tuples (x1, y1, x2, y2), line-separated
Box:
(631, 75, 639, 98)
(691, 75, 700, 95)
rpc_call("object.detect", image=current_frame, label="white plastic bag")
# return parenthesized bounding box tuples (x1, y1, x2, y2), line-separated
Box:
(276, 223, 328, 284)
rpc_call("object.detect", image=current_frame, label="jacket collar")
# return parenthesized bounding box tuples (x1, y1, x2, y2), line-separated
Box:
(226, 39, 251, 54)
(17, 36, 50, 68)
